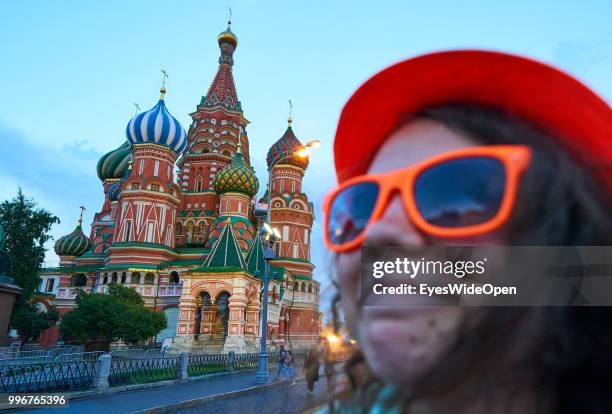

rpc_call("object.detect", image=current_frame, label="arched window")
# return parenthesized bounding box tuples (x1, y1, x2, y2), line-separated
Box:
(121, 272, 127, 284)
(294, 282, 299, 291)
(308, 284, 313, 293)
(195, 178, 203, 192)
(131, 272, 141, 284)
(301, 282, 306, 292)
(111, 272, 118, 283)
(169, 271, 180, 285)
(103, 275, 108, 284)
(145, 273, 155, 285)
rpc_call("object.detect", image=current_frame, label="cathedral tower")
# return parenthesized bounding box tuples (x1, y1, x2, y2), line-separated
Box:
(176, 20, 251, 246)
(108, 87, 187, 266)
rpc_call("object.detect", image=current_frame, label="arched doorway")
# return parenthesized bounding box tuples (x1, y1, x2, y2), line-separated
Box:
(194, 292, 212, 339)
(214, 291, 231, 337)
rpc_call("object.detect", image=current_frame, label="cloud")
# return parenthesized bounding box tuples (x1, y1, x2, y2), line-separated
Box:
(0, 123, 104, 265)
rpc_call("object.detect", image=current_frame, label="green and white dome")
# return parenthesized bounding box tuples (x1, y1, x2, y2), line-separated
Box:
(97, 142, 131, 181)
(213, 146, 259, 197)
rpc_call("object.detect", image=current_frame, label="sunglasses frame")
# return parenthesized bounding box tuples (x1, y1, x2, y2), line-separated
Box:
(323, 145, 532, 252)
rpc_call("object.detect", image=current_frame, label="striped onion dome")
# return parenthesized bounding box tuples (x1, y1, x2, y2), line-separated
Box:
(54, 223, 92, 257)
(213, 145, 259, 197)
(125, 88, 187, 154)
(266, 119, 309, 170)
(97, 142, 131, 181)
(108, 162, 132, 202)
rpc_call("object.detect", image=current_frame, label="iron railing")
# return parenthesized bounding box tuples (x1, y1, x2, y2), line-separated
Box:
(187, 353, 228, 377)
(233, 352, 259, 370)
(109, 357, 180, 386)
(0, 360, 97, 393)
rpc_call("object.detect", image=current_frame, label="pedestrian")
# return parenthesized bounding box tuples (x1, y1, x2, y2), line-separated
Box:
(303, 345, 320, 396)
(277, 344, 287, 379)
(282, 350, 296, 384)
(322, 340, 335, 396)
(321, 50, 612, 413)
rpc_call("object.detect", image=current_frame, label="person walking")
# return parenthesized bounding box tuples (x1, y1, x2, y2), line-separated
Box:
(303, 345, 321, 396)
(282, 350, 296, 384)
(322, 340, 336, 395)
(277, 344, 287, 379)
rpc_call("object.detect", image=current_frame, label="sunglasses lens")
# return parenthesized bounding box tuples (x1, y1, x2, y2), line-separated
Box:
(328, 182, 379, 245)
(414, 157, 506, 228)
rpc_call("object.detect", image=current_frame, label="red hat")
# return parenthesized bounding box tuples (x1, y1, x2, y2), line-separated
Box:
(334, 50, 612, 196)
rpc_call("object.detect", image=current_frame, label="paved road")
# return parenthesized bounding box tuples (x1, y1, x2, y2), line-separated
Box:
(13, 372, 300, 414)
(10, 372, 332, 414)
(171, 377, 330, 414)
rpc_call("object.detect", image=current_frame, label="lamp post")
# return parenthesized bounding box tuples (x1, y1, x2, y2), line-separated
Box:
(255, 140, 320, 384)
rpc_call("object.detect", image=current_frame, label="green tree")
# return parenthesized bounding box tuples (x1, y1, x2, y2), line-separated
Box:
(0, 189, 60, 340)
(0, 189, 59, 300)
(10, 302, 59, 342)
(60, 284, 167, 348)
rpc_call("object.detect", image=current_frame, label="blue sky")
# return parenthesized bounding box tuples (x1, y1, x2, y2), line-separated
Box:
(1, 0, 611, 310)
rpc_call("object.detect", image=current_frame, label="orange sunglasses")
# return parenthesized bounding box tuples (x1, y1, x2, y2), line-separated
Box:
(323, 145, 532, 252)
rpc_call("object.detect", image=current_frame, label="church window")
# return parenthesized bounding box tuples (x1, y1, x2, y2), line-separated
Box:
(146, 221, 155, 243)
(139, 160, 144, 175)
(131, 183, 140, 190)
(195, 179, 203, 192)
(304, 229, 309, 244)
(151, 184, 160, 191)
(308, 284, 313, 293)
(154, 161, 160, 177)
(293, 242, 299, 259)
(45, 278, 55, 292)
(283, 226, 289, 240)
(167, 165, 171, 178)
(125, 221, 132, 242)
(238, 202, 242, 213)
(145, 273, 155, 285)
(291, 181, 296, 192)
(280, 180, 285, 192)
(131, 272, 141, 284)
(121, 273, 127, 284)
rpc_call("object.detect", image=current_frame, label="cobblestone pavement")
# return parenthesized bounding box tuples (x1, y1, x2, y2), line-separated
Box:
(170, 378, 330, 414)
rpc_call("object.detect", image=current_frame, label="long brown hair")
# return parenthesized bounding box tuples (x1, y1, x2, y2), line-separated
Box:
(330, 104, 612, 413)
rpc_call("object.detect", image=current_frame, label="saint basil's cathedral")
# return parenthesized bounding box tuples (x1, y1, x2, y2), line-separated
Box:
(36, 21, 321, 352)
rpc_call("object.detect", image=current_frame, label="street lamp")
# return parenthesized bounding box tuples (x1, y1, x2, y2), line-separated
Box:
(255, 139, 320, 384)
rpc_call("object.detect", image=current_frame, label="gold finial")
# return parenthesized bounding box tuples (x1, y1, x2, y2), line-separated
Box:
(228, 7, 232, 27)
(160, 69, 169, 100)
(78, 206, 86, 227)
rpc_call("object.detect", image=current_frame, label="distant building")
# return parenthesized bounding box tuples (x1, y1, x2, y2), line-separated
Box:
(37, 21, 321, 352)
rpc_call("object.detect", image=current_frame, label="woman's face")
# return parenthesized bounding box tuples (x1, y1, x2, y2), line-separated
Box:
(337, 119, 505, 385)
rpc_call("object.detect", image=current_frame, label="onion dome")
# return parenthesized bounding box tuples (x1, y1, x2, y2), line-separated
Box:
(266, 118, 309, 169)
(217, 21, 238, 48)
(125, 88, 187, 154)
(97, 142, 131, 181)
(108, 162, 132, 202)
(213, 144, 259, 197)
(54, 213, 92, 257)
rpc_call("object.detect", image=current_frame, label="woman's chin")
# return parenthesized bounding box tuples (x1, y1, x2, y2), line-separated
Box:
(358, 307, 462, 385)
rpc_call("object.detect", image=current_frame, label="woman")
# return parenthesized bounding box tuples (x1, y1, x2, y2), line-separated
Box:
(323, 51, 612, 413)
(304, 345, 321, 396)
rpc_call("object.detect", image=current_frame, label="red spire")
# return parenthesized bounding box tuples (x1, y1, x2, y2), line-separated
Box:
(202, 24, 240, 111)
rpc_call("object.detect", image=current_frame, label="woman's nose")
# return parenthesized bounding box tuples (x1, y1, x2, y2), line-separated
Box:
(362, 192, 427, 247)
